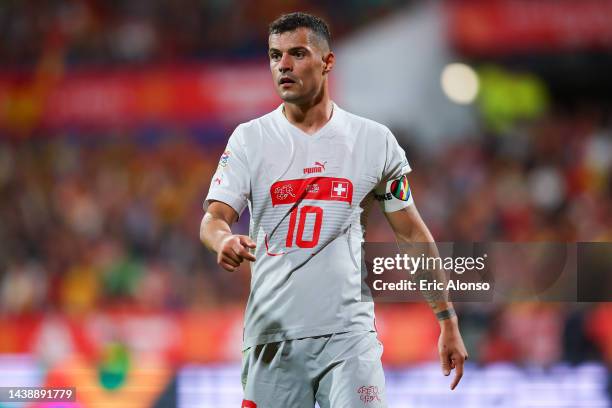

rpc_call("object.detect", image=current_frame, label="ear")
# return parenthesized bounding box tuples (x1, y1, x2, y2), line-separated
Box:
(322, 51, 335, 75)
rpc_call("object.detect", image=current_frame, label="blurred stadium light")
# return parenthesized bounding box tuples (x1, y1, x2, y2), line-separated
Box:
(440, 63, 479, 105)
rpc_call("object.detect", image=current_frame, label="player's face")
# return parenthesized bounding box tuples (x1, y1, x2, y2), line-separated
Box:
(268, 28, 332, 104)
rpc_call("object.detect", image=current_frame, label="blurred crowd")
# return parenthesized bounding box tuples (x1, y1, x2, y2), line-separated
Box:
(0, 105, 611, 366)
(397, 107, 612, 243)
(0, 132, 247, 314)
(0, 0, 409, 67)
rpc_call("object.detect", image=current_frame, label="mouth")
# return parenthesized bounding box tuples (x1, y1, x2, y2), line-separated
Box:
(279, 77, 296, 87)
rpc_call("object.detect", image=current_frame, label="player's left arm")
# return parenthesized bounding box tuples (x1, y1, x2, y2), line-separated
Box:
(383, 197, 469, 390)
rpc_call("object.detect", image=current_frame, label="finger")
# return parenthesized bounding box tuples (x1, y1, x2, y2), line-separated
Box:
(225, 247, 243, 264)
(237, 246, 256, 262)
(440, 352, 451, 376)
(450, 357, 465, 390)
(221, 254, 240, 268)
(231, 244, 251, 263)
(219, 261, 236, 272)
(239, 235, 257, 248)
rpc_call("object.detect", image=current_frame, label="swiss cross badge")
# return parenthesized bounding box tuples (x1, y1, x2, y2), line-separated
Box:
(331, 180, 349, 198)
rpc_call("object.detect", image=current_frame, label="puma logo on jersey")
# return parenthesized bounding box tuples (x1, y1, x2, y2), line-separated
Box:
(303, 161, 327, 174)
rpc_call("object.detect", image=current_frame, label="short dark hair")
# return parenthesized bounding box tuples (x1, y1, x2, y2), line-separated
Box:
(269, 12, 331, 49)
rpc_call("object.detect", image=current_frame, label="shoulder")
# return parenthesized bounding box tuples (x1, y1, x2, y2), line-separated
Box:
(339, 107, 393, 142)
(231, 107, 280, 143)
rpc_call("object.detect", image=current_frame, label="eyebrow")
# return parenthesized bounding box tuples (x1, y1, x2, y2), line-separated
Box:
(268, 46, 310, 54)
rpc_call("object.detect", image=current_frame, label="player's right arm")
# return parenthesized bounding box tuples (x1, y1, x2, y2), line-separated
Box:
(200, 201, 256, 272)
(200, 124, 254, 272)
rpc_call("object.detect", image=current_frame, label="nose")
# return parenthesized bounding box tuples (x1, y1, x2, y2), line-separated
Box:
(278, 53, 292, 73)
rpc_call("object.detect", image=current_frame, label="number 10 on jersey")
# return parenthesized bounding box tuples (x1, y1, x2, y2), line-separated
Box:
(285, 205, 323, 248)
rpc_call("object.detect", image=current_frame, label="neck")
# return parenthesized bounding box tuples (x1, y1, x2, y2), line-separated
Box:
(282, 87, 334, 135)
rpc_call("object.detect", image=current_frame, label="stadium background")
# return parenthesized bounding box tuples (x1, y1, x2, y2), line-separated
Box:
(0, 0, 611, 407)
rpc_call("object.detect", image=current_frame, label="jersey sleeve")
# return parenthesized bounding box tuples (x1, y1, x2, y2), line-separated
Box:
(204, 125, 250, 218)
(381, 128, 411, 182)
(375, 129, 414, 212)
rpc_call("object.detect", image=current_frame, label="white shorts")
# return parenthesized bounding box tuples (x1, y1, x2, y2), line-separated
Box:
(241, 330, 387, 408)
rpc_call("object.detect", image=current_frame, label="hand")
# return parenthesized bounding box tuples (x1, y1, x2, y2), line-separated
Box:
(216, 234, 256, 272)
(438, 321, 469, 390)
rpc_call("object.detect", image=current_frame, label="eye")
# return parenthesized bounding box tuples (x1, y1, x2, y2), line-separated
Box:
(269, 52, 281, 61)
(295, 51, 305, 58)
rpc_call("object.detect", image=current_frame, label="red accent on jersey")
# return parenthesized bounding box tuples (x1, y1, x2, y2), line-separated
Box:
(303, 160, 327, 175)
(264, 233, 286, 256)
(295, 205, 323, 248)
(286, 207, 298, 247)
(303, 166, 323, 174)
(270, 177, 353, 206)
(241, 400, 257, 408)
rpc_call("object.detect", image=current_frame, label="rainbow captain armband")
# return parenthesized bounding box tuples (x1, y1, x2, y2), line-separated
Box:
(374, 174, 414, 212)
(390, 174, 411, 201)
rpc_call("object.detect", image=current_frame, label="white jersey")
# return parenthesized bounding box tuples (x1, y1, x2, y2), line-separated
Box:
(205, 102, 412, 349)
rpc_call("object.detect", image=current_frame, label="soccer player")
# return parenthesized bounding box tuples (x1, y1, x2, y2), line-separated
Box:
(200, 12, 468, 407)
